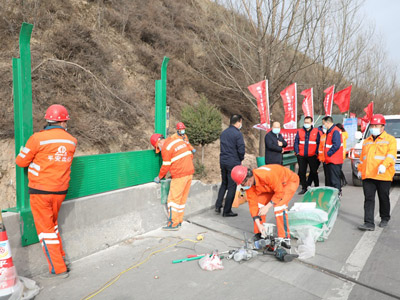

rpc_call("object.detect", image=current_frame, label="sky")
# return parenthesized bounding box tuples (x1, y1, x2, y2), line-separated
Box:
(362, 0, 400, 78)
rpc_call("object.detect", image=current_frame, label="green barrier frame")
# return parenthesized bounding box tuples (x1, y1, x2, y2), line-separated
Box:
(9, 23, 169, 246)
(256, 152, 297, 171)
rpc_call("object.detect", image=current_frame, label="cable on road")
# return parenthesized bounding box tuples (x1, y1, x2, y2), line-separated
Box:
(81, 238, 200, 300)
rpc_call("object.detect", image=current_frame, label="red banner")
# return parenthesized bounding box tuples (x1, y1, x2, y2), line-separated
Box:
(323, 85, 335, 116)
(280, 83, 297, 129)
(363, 102, 374, 121)
(248, 80, 270, 127)
(360, 102, 374, 132)
(334, 85, 352, 112)
(301, 88, 313, 119)
(252, 125, 297, 151)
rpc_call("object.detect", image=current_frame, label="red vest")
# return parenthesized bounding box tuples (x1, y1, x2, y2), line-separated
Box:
(298, 128, 319, 157)
(324, 126, 343, 164)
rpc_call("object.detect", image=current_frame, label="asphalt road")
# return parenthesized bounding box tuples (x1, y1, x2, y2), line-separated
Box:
(33, 161, 400, 300)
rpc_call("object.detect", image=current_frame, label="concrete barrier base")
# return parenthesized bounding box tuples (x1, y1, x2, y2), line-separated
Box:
(3, 180, 219, 277)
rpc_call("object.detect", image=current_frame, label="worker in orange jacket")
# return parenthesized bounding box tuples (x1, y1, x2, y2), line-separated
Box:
(171, 122, 196, 154)
(15, 105, 76, 279)
(231, 165, 299, 243)
(150, 133, 194, 230)
(357, 114, 397, 231)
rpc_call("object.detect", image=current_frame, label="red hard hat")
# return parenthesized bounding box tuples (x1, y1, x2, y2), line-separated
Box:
(150, 133, 164, 148)
(370, 114, 386, 125)
(176, 122, 186, 130)
(44, 104, 70, 121)
(231, 165, 248, 185)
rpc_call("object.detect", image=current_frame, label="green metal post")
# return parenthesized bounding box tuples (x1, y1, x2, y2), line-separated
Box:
(155, 56, 169, 137)
(12, 23, 38, 246)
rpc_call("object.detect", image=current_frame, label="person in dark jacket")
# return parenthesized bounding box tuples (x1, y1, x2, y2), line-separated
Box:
(265, 121, 287, 165)
(215, 114, 245, 217)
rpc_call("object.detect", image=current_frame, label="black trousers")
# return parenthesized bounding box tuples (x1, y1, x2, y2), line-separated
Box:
(323, 163, 329, 186)
(326, 163, 342, 192)
(215, 164, 237, 213)
(362, 179, 391, 225)
(297, 155, 319, 190)
(307, 160, 320, 187)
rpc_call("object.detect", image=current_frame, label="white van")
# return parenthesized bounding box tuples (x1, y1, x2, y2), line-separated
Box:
(349, 115, 400, 186)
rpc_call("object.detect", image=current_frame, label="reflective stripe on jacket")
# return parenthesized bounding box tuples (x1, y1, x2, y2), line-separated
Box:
(324, 126, 343, 164)
(245, 164, 299, 217)
(15, 128, 77, 192)
(357, 131, 397, 181)
(295, 127, 319, 157)
(171, 133, 194, 151)
(159, 136, 194, 179)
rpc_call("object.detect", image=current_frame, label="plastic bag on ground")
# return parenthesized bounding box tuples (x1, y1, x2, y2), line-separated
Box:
(199, 252, 224, 271)
(292, 225, 323, 259)
(4, 276, 40, 300)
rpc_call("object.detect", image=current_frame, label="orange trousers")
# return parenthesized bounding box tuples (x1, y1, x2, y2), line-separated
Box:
(167, 175, 192, 226)
(252, 180, 299, 238)
(30, 194, 67, 274)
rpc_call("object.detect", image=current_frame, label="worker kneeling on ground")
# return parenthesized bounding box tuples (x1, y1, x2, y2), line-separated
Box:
(171, 122, 196, 154)
(15, 104, 76, 279)
(231, 165, 299, 244)
(150, 133, 194, 231)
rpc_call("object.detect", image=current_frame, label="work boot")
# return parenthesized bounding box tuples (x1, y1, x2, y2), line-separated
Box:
(162, 223, 180, 231)
(223, 211, 238, 217)
(379, 220, 389, 228)
(40, 271, 69, 279)
(298, 189, 307, 195)
(357, 223, 375, 231)
(215, 207, 222, 214)
(63, 256, 71, 272)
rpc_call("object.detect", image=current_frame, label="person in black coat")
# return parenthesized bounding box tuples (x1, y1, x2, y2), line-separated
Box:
(265, 121, 287, 165)
(215, 114, 245, 217)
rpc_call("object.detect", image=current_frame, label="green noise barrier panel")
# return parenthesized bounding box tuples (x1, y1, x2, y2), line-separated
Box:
(66, 150, 161, 200)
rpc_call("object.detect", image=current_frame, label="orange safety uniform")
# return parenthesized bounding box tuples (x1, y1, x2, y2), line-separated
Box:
(342, 131, 348, 159)
(158, 137, 194, 226)
(15, 126, 77, 274)
(318, 133, 326, 162)
(245, 165, 299, 238)
(357, 131, 397, 181)
(171, 133, 194, 152)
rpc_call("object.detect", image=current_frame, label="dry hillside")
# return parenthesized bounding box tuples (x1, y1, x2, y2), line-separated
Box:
(0, 0, 260, 208)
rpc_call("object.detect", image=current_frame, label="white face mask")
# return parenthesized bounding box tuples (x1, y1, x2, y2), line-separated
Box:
(238, 123, 242, 130)
(304, 123, 311, 129)
(179, 130, 185, 135)
(370, 127, 381, 136)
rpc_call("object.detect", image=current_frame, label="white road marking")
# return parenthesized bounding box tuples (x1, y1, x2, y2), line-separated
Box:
(324, 187, 400, 300)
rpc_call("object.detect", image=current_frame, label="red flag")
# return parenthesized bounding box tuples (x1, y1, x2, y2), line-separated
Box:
(333, 85, 352, 112)
(323, 85, 335, 116)
(280, 83, 297, 129)
(248, 80, 270, 126)
(350, 113, 356, 118)
(363, 102, 374, 121)
(301, 88, 313, 119)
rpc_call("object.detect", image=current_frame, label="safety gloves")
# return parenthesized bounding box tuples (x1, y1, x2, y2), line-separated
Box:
(154, 176, 160, 183)
(378, 165, 386, 174)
